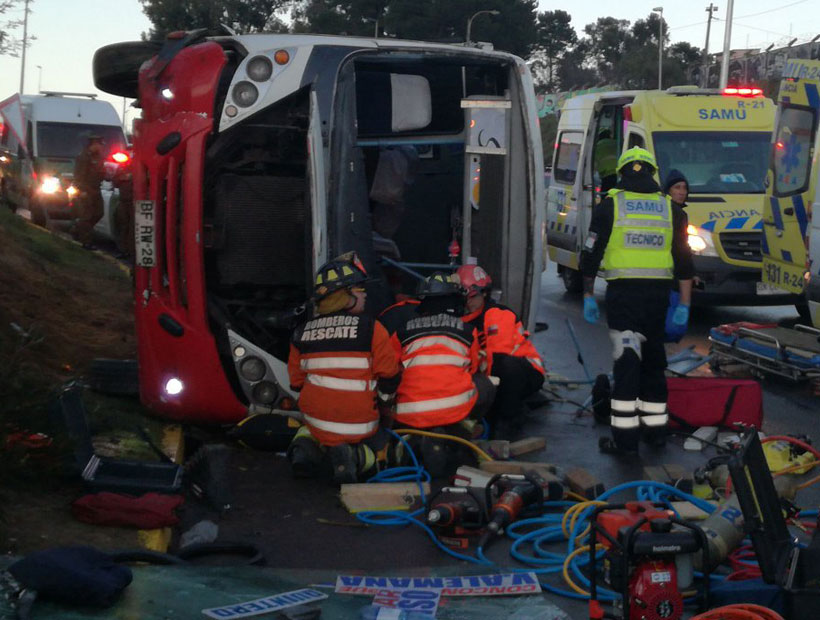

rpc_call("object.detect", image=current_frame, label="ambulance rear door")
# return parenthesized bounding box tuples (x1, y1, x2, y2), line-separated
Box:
(762, 60, 820, 302)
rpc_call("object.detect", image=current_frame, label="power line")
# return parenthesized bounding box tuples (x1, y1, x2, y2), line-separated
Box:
(731, 0, 808, 20)
(712, 16, 792, 40)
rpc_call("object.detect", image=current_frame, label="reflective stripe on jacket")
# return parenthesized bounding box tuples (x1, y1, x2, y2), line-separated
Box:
(395, 312, 480, 428)
(601, 190, 674, 281)
(288, 312, 400, 446)
(462, 302, 545, 376)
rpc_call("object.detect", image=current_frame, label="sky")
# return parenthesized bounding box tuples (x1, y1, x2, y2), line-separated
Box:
(1, 0, 818, 127)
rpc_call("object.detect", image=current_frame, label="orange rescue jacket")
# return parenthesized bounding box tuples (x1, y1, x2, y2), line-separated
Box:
(288, 312, 400, 446)
(463, 300, 545, 376)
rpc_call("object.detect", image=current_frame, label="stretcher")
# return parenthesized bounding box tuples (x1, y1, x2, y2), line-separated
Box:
(708, 322, 820, 382)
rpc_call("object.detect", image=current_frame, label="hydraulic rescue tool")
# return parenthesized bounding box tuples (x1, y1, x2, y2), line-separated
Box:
(479, 471, 563, 548)
(588, 501, 710, 620)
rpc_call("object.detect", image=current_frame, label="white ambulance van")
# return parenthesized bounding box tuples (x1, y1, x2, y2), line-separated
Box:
(0, 92, 126, 226)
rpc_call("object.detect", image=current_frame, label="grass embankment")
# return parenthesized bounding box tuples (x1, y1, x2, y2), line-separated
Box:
(0, 207, 169, 550)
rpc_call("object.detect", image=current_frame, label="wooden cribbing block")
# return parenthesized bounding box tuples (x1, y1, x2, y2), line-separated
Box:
(340, 482, 430, 513)
(669, 500, 718, 521)
(565, 466, 605, 499)
(509, 437, 547, 457)
(642, 464, 693, 495)
(480, 460, 557, 476)
(473, 440, 511, 460)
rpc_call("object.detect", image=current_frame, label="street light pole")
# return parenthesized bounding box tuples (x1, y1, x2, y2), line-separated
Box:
(18, 0, 31, 93)
(466, 9, 500, 45)
(653, 7, 664, 90)
(36, 65, 42, 93)
(719, 0, 735, 88)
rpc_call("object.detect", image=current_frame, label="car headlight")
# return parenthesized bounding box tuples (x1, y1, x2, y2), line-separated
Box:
(66, 185, 78, 197)
(687, 225, 719, 257)
(40, 176, 61, 194)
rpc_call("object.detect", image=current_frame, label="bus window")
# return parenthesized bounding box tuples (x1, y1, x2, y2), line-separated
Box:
(554, 131, 583, 183)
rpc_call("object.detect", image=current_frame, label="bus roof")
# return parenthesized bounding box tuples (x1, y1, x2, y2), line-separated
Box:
(230, 33, 521, 62)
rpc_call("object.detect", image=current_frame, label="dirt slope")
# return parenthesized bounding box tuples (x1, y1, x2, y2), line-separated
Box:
(0, 206, 140, 553)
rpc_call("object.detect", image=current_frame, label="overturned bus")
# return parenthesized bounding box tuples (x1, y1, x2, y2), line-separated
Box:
(93, 32, 545, 425)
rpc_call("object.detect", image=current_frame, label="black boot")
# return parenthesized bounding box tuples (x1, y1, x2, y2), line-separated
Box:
(288, 436, 327, 478)
(328, 444, 359, 484)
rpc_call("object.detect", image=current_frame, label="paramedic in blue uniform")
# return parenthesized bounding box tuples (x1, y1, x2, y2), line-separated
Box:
(580, 147, 694, 455)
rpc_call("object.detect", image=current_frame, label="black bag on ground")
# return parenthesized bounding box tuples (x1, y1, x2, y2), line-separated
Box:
(8, 546, 132, 607)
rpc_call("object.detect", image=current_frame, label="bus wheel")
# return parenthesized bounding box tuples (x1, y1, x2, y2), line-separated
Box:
(560, 266, 584, 294)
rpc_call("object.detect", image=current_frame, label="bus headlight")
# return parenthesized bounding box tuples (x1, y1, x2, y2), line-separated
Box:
(687, 225, 719, 257)
(232, 81, 258, 108)
(39, 176, 61, 194)
(252, 381, 278, 404)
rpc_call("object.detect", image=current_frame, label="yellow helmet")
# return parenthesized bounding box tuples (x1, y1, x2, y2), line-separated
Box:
(617, 147, 657, 172)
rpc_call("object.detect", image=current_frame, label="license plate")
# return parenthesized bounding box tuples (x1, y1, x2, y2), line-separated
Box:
(756, 281, 788, 295)
(134, 200, 156, 268)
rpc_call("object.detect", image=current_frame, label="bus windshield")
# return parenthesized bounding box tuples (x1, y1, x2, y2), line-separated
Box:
(652, 131, 770, 194)
(36, 122, 126, 159)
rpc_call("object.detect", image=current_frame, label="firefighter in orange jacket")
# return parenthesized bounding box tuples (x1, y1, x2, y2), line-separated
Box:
(287, 252, 401, 484)
(455, 264, 545, 439)
(392, 273, 495, 476)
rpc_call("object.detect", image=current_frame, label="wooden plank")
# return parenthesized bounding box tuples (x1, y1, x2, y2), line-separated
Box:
(662, 464, 694, 495)
(480, 460, 557, 475)
(340, 482, 430, 513)
(565, 467, 605, 499)
(670, 500, 718, 521)
(509, 437, 547, 457)
(473, 440, 511, 460)
(642, 465, 669, 484)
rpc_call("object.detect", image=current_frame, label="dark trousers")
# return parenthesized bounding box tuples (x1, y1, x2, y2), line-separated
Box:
(73, 190, 104, 245)
(605, 281, 670, 451)
(487, 354, 545, 437)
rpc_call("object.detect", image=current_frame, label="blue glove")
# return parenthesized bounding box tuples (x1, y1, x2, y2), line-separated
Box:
(672, 303, 690, 326)
(583, 296, 599, 324)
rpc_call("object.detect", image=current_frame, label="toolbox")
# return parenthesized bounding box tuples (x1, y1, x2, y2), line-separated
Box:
(49, 384, 183, 494)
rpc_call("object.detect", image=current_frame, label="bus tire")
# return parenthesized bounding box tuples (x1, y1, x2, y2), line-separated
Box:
(86, 358, 139, 396)
(560, 266, 584, 294)
(93, 41, 164, 99)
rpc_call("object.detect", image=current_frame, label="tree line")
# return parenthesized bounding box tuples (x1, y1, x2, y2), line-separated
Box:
(135, 0, 703, 92)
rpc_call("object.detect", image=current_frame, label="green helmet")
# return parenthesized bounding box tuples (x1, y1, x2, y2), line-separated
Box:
(313, 251, 370, 301)
(417, 272, 460, 298)
(617, 147, 657, 172)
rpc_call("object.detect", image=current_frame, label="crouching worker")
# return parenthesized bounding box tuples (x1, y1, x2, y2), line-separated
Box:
(393, 273, 495, 477)
(455, 264, 545, 439)
(287, 253, 401, 484)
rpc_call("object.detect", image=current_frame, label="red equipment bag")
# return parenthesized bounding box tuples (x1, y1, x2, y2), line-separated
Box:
(666, 377, 763, 430)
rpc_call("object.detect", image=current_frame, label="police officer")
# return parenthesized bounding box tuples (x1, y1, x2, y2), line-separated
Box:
(455, 264, 545, 439)
(393, 272, 495, 477)
(581, 147, 694, 454)
(287, 252, 401, 484)
(72, 135, 106, 250)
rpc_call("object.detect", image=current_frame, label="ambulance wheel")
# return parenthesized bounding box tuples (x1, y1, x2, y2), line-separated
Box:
(795, 301, 813, 326)
(560, 266, 584, 294)
(86, 358, 139, 396)
(30, 201, 47, 227)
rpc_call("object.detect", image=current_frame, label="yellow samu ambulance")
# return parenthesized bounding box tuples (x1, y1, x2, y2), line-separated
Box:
(762, 58, 820, 326)
(547, 87, 794, 306)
